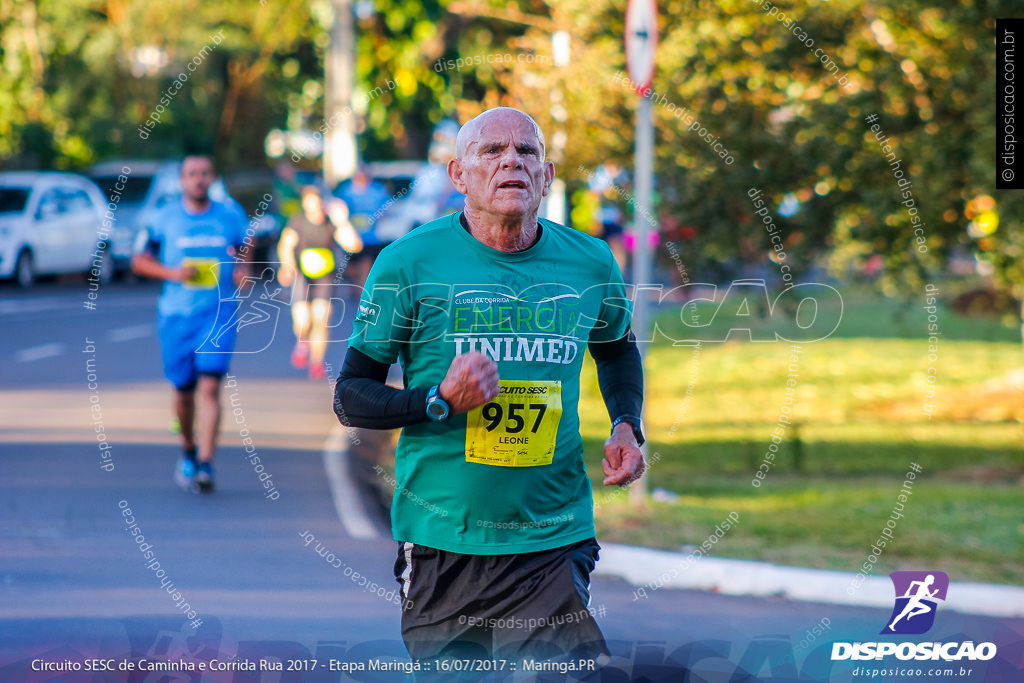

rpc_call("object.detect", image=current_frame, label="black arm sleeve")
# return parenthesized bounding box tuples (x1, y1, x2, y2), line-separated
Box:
(588, 329, 644, 422)
(333, 347, 431, 430)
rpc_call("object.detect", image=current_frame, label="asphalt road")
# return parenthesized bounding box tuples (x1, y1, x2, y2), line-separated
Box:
(1, 278, 1021, 682)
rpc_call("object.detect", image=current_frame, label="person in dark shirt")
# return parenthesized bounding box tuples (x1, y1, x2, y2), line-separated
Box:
(277, 186, 361, 379)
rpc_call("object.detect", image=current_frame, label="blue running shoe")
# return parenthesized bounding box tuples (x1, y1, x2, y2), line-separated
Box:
(175, 454, 197, 491)
(195, 461, 215, 493)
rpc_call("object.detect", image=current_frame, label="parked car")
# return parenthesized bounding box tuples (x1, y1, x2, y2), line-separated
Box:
(88, 160, 280, 269)
(86, 160, 160, 272)
(370, 122, 464, 241)
(218, 169, 282, 263)
(362, 160, 465, 243)
(0, 172, 110, 287)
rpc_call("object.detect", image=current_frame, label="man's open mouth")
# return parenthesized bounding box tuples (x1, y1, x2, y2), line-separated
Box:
(497, 180, 528, 189)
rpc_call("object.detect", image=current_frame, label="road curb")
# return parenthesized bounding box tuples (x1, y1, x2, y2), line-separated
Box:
(595, 542, 1024, 618)
(322, 425, 382, 540)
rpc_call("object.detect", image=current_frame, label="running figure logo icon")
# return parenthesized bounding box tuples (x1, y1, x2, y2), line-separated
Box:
(881, 570, 949, 635)
(199, 265, 287, 354)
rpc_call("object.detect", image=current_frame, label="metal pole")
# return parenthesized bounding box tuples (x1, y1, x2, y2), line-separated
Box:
(545, 30, 570, 225)
(325, 0, 357, 189)
(630, 95, 653, 505)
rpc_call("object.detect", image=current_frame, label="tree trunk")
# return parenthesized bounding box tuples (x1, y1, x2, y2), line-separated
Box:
(20, 2, 46, 122)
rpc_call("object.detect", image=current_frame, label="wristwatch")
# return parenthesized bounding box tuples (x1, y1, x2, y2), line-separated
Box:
(611, 414, 645, 446)
(426, 385, 450, 422)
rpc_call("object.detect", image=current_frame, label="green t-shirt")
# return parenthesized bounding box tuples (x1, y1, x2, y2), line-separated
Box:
(349, 211, 632, 554)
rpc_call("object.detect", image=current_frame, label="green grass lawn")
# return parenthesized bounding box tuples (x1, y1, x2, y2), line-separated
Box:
(580, 289, 1024, 585)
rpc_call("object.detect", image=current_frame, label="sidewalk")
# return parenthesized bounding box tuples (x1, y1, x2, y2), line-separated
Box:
(596, 542, 1024, 618)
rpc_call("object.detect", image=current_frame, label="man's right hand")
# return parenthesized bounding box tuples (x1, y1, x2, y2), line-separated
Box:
(439, 352, 500, 414)
(172, 265, 199, 283)
(131, 253, 197, 284)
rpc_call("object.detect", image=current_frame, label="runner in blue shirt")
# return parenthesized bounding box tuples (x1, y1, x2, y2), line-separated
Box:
(335, 165, 391, 286)
(132, 155, 250, 492)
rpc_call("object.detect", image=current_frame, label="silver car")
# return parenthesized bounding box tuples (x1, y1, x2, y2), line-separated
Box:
(89, 160, 272, 267)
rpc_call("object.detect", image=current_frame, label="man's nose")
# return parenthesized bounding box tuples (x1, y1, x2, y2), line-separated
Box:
(499, 146, 524, 168)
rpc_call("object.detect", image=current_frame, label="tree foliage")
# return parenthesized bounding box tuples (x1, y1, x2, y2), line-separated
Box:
(439, 0, 1016, 309)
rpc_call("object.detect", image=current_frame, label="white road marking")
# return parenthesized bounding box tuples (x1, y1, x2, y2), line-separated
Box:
(0, 298, 65, 316)
(107, 323, 154, 342)
(15, 343, 65, 363)
(322, 425, 379, 540)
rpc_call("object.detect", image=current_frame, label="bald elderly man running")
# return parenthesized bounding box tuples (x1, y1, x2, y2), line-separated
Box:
(334, 107, 645, 664)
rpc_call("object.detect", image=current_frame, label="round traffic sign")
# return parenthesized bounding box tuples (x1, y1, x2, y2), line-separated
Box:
(625, 0, 658, 94)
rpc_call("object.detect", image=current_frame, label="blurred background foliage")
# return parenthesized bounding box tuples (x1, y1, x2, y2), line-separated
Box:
(0, 0, 1019, 313)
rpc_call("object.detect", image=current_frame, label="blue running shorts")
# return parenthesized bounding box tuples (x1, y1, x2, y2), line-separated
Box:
(157, 306, 238, 391)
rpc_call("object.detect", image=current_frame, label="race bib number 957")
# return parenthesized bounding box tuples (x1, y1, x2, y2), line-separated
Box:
(465, 380, 561, 467)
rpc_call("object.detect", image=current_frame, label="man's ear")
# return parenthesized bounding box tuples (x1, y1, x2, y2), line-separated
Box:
(541, 160, 555, 197)
(447, 158, 468, 194)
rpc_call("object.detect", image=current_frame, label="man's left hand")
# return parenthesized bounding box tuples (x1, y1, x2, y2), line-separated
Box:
(602, 422, 645, 486)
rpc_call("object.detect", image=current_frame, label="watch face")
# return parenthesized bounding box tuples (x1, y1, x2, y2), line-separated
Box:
(428, 401, 447, 419)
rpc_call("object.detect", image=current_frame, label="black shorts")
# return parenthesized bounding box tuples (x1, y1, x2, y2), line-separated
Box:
(292, 276, 335, 304)
(393, 538, 607, 665)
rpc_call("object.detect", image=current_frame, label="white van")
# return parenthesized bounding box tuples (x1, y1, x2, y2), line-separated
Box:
(0, 172, 109, 287)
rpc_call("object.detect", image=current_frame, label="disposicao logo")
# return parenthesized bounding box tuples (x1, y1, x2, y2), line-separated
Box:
(831, 570, 997, 663)
(881, 570, 948, 635)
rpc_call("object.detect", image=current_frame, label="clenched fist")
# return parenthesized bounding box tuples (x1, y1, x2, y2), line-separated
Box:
(602, 422, 645, 486)
(439, 352, 500, 414)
